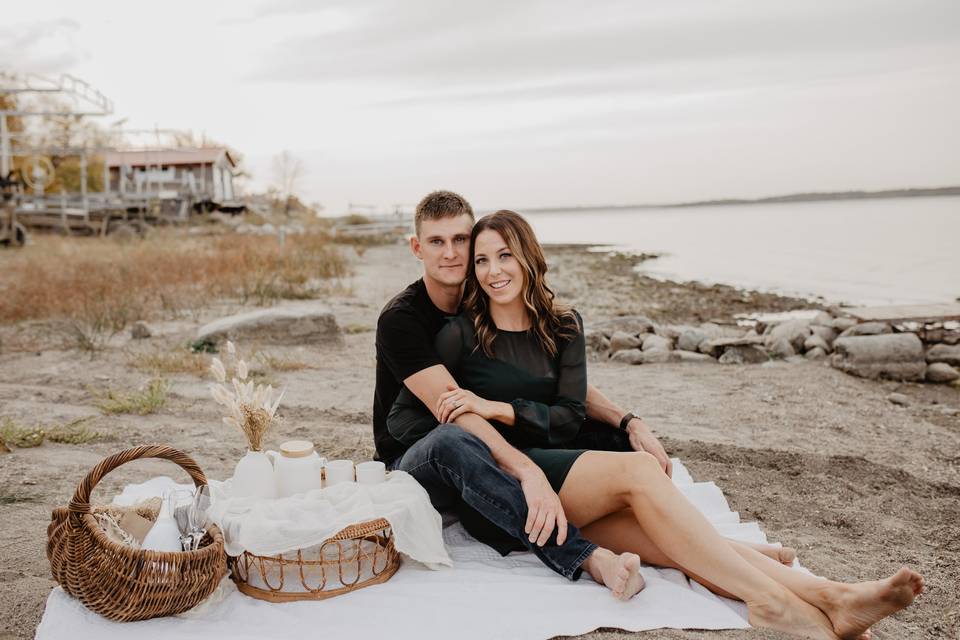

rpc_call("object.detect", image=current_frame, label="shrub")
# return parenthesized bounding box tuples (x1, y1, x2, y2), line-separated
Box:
(94, 378, 169, 415)
(128, 347, 209, 376)
(0, 416, 103, 447)
(342, 214, 371, 225)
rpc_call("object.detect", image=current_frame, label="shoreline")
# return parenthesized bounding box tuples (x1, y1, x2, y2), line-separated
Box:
(548, 241, 840, 307)
(520, 186, 960, 214)
(546, 242, 960, 310)
(541, 243, 823, 327)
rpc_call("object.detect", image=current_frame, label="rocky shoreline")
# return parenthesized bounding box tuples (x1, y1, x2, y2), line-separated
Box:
(544, 244, 960, 386)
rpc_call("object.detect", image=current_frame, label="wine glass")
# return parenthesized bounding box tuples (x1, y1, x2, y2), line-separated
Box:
(188, 485, 212, 550)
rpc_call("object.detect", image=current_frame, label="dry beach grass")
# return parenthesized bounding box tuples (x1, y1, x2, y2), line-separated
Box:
(0, 229, 349, 353)
(0, 234, 957, 639)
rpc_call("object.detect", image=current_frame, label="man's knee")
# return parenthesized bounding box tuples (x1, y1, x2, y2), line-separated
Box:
(422, 423, 486, 458)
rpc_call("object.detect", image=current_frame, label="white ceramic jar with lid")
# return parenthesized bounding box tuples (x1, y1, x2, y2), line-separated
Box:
(268, 440, 326, 498)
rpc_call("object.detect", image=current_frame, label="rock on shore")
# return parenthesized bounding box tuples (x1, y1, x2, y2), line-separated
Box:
(926, 344, 960, 367)
(830, 333, 927, 381)
(927, 362, 960, 383)
(196, 304, 342, 346)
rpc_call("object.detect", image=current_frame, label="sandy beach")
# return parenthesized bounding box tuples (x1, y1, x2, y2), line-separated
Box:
(1, 239, 957, 639)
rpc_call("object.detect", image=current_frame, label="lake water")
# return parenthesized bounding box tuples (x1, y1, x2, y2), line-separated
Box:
(523, 196, 959, 306)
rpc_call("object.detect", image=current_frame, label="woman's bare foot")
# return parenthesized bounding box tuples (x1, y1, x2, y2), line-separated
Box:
(815, 567, 923, 639)
(747, 586, 840, 640)
(583, 548, 645, 600)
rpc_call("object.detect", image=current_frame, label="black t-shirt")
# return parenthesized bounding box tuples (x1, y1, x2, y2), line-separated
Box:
(373, 279, 457, 463)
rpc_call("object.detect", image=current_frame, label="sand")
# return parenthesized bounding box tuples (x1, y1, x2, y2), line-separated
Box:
(1, 241, 957, 639)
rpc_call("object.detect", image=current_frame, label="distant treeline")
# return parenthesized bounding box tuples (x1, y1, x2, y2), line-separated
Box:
(524, 186, 960, 213)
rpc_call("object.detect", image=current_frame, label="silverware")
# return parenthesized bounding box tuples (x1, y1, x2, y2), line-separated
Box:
(171, 490, 196, 551)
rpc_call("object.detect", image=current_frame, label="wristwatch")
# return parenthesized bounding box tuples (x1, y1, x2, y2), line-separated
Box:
(618, 411, 640, 431)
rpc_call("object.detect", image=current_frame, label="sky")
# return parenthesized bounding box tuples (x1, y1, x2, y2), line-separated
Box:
(2, 0, 959, 214)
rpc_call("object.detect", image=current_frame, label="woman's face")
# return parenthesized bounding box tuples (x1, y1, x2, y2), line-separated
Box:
(473, 229, 525, 308)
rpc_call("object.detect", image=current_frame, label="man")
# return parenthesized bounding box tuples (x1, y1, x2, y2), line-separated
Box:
(373, 190, 671, 590)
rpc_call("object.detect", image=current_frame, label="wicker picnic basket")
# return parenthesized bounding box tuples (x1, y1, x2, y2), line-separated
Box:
(47, 445, 228, 622)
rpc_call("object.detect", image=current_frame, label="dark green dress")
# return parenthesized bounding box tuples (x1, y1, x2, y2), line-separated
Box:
(387, 312, 588, 492)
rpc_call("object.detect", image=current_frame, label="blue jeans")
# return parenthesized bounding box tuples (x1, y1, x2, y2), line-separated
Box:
(387, 424, 598, 580)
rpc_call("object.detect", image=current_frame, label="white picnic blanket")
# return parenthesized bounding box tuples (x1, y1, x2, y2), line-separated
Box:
(37, 460, 784, 639)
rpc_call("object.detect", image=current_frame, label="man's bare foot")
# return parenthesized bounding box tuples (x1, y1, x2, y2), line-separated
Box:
(747, 586, 840, 640)
(583, 548, 645, 600)
(747, 541, 798, 566)
(815, 567, 923, 639)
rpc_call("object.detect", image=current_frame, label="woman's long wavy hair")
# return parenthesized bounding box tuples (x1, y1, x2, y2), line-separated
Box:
(463, 210, 579, 359)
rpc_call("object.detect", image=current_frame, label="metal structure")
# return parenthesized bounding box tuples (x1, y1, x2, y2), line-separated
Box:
(0, 73, 112, 177)
(0, 73, 242, 237)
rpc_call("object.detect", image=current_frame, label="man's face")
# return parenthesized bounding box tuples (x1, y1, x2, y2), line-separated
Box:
(411, 214, 473, 287)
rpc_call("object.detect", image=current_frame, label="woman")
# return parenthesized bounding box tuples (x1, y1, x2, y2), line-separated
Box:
(389, 210, 922, 640)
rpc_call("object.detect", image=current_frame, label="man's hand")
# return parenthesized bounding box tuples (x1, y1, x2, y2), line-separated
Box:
(517, 466, 568, 546)
(627, 418, 673, 477)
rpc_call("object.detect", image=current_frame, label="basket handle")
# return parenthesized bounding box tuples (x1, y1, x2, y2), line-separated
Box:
(68, 444, 208, 514)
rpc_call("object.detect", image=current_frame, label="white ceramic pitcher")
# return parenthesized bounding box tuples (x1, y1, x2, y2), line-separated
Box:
(267, 440, 326, 498)
(232, 450, 278, 499)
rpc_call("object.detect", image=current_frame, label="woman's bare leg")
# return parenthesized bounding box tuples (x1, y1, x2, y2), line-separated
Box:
(559, 450, 919, 640)
(569, 453, 922, 639)
(582, 507, 922, 638)
(732, 544, 923, 639)
(583, 509, 795, 592)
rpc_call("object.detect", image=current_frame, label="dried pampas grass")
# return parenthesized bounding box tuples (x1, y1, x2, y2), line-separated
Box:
(239, 405, 271, 452)
(208, 341, 284, 452)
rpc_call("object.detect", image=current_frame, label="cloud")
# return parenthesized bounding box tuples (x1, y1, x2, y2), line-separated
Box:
(248, 0, 960, 90)
(218, 0, 340, 26)
(0, 19, 83, 73)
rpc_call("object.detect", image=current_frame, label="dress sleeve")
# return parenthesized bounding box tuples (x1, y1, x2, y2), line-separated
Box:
(509, 311, 587, 446)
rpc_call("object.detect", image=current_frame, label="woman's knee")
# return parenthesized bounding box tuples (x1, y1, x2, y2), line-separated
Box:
(577, 451, 660, 498)
(620, 451, 664, 490)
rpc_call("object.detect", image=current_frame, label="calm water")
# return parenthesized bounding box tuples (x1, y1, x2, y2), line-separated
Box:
(523, 196, 960, 306)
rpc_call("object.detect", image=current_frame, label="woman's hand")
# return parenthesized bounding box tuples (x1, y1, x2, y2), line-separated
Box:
(518, 465, 568, 546)
(437, 384, 500, 423)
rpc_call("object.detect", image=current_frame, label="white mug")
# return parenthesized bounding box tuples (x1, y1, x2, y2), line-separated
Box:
(325, 460, 355, 486)
(356, 461, 386, 485)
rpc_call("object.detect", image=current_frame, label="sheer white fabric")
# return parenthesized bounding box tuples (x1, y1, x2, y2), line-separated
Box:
(111, 469, 452, 569)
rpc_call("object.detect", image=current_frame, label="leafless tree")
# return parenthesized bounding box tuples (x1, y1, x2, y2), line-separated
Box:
(272, 150, 304, 217)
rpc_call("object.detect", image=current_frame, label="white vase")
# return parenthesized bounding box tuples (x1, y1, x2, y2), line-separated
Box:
(231, 450, 277, 499)
(142, 492, 183, 553)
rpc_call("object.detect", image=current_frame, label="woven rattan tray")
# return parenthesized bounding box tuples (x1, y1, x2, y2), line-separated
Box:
(230, 517, 400, 602)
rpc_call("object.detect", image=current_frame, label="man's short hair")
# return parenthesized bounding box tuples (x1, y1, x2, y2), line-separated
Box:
(414, 190, 474, 236)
